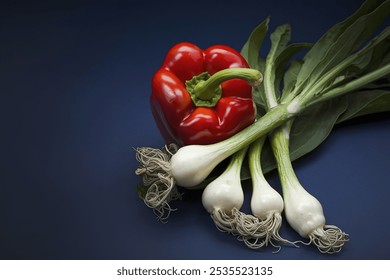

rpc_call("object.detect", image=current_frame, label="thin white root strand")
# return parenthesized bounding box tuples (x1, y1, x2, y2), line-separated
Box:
(308, 225, 349, 254)
(210, 208, 298, 252)
(135, 144, 180, 222)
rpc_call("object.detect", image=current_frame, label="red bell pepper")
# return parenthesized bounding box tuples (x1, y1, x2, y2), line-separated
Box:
(150, 42, 261, 146)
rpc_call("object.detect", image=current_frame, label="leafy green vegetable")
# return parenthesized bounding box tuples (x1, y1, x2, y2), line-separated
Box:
(263, 23, 292, 106)
(281, 60, 303, 99)
(289, 0, 390, 100)
(241, 17, 270, 70)
(239, 0, 390, 177)
(241, 18, 270, 109)
(274, 44, 312, 97)
(260, 98, 348, 174)
(338, 90, 390, 123)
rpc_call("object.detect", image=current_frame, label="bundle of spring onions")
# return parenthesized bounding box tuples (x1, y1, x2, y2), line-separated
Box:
(135, 0, 390, 254)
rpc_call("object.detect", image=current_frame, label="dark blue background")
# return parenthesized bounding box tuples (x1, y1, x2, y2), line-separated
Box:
(1, 0, 389, 260)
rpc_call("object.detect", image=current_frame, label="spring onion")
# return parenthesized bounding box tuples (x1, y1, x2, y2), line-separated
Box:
(201, 148, 248, 239)
(270, 123, 348, 253)
(248, 136, 293, 249)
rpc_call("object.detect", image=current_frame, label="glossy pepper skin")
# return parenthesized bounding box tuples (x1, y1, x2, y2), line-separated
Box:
(151, 42, 257, 146)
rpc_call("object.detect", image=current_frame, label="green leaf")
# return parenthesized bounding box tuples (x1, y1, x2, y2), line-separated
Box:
(337, 89, 390, 123)
(289, 98, 348, 161)
(274, 43, 312, 101)
(240, 18, 270, 110)
(318, 1, 390, 73)
(314, 62, 390, 105)
(323, 27, 390, 89)
(298, 21, 390, 105)
(240, 17, 270, 69)
(263, 24, 292, 105)
(282, 60, 303, 100)
(260, 98, 348, 174)
(291, 0, 390, 97)
(269, 24, 292, 58)
(357, 29, 390, 74)
(253, 59, 267, 109)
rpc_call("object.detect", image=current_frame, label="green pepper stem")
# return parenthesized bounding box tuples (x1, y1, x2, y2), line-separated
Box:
(188, 68, 262, 107)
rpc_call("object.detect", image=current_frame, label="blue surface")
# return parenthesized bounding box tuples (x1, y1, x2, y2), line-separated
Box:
(0, 0, 389, 260)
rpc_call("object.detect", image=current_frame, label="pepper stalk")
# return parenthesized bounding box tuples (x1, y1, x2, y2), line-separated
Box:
(186, 68, 262, 107)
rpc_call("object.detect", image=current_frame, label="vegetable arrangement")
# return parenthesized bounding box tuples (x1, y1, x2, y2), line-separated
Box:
(135, 0, 390, 254)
